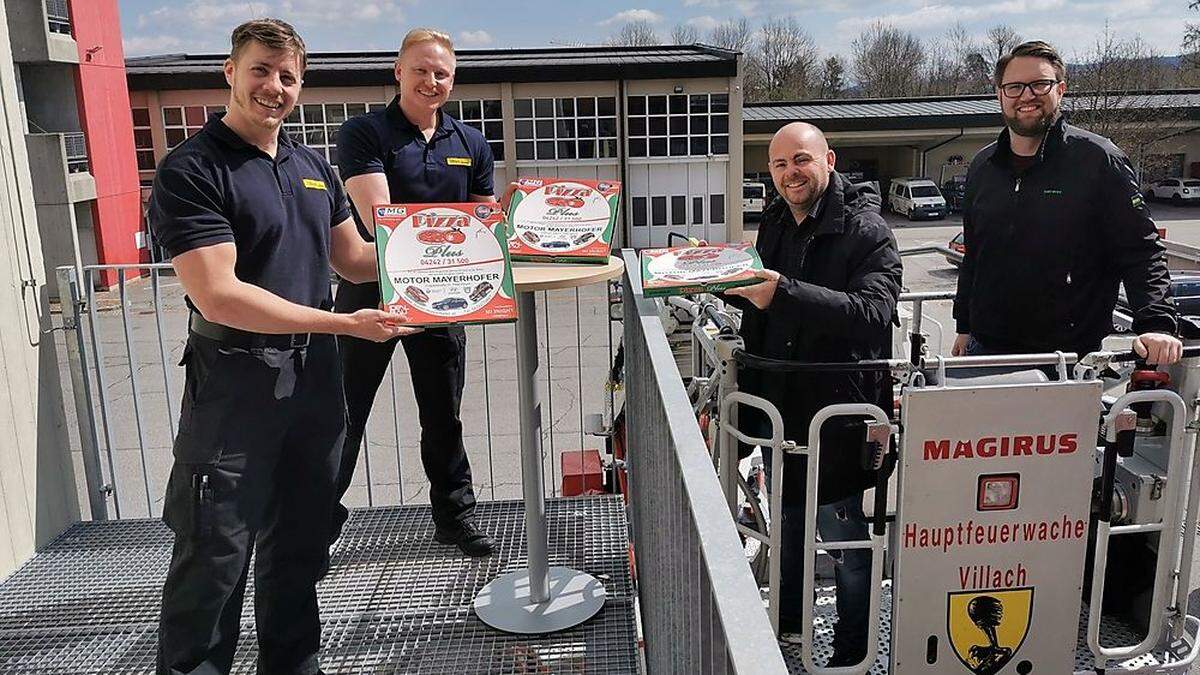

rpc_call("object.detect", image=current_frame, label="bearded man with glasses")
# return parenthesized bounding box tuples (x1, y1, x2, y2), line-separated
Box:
(952, 40, 1181, 366)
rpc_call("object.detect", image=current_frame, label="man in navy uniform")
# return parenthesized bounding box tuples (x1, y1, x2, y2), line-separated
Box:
(149, 19, 414, 674)
(332, 28, 496, 556)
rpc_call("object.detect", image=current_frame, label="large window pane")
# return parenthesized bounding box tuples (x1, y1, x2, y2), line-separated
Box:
(711, 94, 729, 113)
(690, 94, 708, 114)
(490, 140, 505, 161)
(534, 98, 554, 117)
(443, 101, 462, 119)
(628, 117, 645, 137)
(627, 96, 645, 115)
(690, 137, 708, 155)
(649, 117, 667, 136)
(671, 196, 685, 225)
(136, 150, 156, 171)
(483, 99, 502, 118)
(578, 139, 596, 159)
(647, 95, 667, 115)
(711, 114, 728, 134)
(325, 104, 346, 123)
(286, 108, 301, 124)
(669, 138, 688, 156)
(629, 138, 647, 158)
(535, 120, 555, 138)
(536, 140, 555, 159)
(346, 103, 367, 117)
(555, 98, 574, 116)
(133, 129, 153, 148)
(461, 100, 482, 119)
(306, 129, 326, 145)
(578, 118, 597, 138)
(712, 135, 729, 154)
(669, 95, 687, 114)
(516, 120, 533, 139)
(556, 119, 575, 138)
(601, 139, 618, 158)
(163, 107, 183, 126)
(577, 97, 596, 116)
(692, 196, 704, 225)
(649, 138, 667, 156)
(484, 120, 503, 140)
(669, 116, 687, 135)
(165, 128, 185, 147)
(185, 106, 205, 126)
(514, 99, 533, 118)
(132, 108, 150, 127)
(598, 97, 616, 116)
(690, 115, 708, 134)
(598, 117, 617, 138)
(517, 141, 534, 160)
(557, 140, 576, 159)
(302, 105, 324, 123)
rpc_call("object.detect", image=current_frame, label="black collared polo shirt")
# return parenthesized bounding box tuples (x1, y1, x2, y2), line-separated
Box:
(149, 113, 352, 309)
(337, 95, 494, 240)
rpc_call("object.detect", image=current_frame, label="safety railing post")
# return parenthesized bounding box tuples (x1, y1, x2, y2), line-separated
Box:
(56, 266, 109, 521)
(714, 334, 742, 518)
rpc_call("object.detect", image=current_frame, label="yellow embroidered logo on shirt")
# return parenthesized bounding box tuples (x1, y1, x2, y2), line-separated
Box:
(302, 178, 327, 190)
(446, 157, 472, 167)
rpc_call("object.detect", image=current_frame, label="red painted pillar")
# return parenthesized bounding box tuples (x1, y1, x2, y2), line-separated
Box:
(70, 0, 141, 288)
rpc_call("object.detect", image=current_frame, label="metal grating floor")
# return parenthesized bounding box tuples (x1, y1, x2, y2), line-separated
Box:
(0, 496, 638, 674)
(781, 580, 1197, 674)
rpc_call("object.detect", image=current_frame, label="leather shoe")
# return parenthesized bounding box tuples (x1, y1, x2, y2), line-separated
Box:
(434, 520, 495, 557)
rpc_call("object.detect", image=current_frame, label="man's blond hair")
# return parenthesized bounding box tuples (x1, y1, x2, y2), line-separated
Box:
(399, 28, 455, 58)
(230, 18, 307, 72)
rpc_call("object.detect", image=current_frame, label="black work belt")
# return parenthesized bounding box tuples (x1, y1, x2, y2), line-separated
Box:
(189, 313, 311, 349)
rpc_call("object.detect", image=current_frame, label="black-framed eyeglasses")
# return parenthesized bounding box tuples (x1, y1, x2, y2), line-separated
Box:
(999, 79, 1059, 98)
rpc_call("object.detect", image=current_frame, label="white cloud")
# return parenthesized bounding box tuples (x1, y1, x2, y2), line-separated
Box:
(123, 34, 189, 56)
(686, 15, 720, 32)
(685, 0, 759, 13)
(277, 0, 405, 23)
(599, 8, 664, 26)
(458, 30, 494, 47)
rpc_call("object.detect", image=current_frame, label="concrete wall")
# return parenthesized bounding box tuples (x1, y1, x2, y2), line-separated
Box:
(19, 63, 80, 132)
(0, 7, 80, 580)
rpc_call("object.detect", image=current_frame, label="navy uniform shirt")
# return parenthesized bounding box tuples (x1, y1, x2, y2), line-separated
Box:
(149, 114, 351, 310)
(337, 95, 495, 241)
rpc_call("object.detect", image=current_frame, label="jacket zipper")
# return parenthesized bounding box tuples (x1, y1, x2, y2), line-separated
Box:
(1014, 178, 1021, 193)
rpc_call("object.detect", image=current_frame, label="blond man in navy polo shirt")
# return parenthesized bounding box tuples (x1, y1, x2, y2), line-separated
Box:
(332, 28, 496, 556)
(149, 19, 415, 674)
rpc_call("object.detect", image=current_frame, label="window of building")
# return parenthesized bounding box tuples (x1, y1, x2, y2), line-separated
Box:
(692, 196, 704, 225)
(632, 196, 647, 227)
(132, 107, 155, 171)
(444, 99, 504, 161)
(671, 195, 686, 226)
(280, 102, 388, 166)
(627, 92, 729, 159)
(651, 196, 667, 226)
(161, 104, 225, 150)
(514, 96, 618, 162)
(710, 193, 726, 224)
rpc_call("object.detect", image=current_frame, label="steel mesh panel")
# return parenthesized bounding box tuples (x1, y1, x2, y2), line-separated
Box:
(0, 497, 636, 673)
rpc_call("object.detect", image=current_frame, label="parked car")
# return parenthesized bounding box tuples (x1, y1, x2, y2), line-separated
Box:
(543, 240, 572, 249)
(1146, 178, 1200, 204)
(743, 181, 766, 221)
(404, 285, 429, 304)
(469, 281, 493, 303)
(888, 177, 948, 220)
(573, 232, 596, 245)
(945, 231, 965, 267)
(1112, 271, 1200, 333)
(432, 297, 469, 312)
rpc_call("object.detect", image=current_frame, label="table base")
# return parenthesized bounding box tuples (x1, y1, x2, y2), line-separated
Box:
(473, 566, 607, 634)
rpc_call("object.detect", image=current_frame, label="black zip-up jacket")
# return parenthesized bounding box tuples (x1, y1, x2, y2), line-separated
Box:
(733, 173, 902, 504)
(954, 116, 1177, 356)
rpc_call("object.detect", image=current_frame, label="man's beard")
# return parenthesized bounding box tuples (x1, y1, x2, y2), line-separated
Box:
(1003, 102, 1057, 138)
(232, 88, 284, 130)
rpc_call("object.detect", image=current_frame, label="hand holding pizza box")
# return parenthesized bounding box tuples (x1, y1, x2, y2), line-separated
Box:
(374, 203, 517, 326)
(639, 242, 766, 298)
(506, 177, 619, 263)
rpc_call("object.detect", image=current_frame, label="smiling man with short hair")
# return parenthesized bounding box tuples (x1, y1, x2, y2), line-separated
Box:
(953, 40, 1181, 365)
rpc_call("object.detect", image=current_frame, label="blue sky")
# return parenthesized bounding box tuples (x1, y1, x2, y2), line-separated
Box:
(118, 0, 1194, 64)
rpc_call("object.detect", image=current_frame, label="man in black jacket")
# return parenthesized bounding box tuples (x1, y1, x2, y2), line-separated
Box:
(727, 122, 902, 663)
(952, 41, 1181, 365)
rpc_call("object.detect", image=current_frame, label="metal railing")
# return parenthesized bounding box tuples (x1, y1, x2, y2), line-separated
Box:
(620, 250, 786, 674)
(56, 262, 616, 521)
(62, 132, 87, 174)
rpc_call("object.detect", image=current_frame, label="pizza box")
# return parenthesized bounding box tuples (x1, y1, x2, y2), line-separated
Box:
(373, 202, 517, 327)
(639, 243, 765, 298)
(507, 177, 620, 263)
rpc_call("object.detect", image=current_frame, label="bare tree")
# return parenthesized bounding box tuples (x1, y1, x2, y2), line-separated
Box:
(609, 20, 659, 47)
(851, 22, 926, 97)
(985, 24, 1022, 63)
(1069, 25, 1182, 180)
(1184, 0, 1200, 76)
(671, 23, 699, 45)
(924, 23, 989, 94)
(817, 55, 847, 98)
(709, 18, 752, 53)
(747, 17, 818, 101)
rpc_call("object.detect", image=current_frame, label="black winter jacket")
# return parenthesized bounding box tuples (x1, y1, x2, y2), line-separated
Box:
(953, 116, 1177, 355)
(735, 172, 902, 504)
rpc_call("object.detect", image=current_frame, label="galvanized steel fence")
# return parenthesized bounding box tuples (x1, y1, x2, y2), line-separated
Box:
(620, 250, 787, 674)
(56, 263, 616, 521)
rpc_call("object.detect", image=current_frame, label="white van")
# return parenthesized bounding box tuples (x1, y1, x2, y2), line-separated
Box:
(742, 182, 766, 220)
(887, 177, 947, 221)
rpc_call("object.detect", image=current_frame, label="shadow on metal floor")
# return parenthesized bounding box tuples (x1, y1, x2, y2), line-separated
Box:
(0, 496, 638, 674)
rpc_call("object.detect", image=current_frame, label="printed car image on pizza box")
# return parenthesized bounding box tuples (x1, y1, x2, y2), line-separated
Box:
(639, 243, 766, 298)
(374, 203, 517, 326)
(506, 177, 620, 263)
